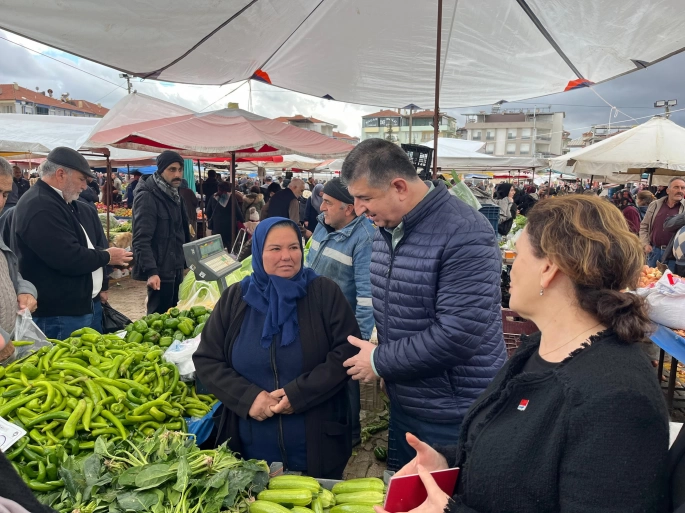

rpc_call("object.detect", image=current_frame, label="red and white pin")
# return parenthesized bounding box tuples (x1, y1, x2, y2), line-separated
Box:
(517, 399, 529, 411)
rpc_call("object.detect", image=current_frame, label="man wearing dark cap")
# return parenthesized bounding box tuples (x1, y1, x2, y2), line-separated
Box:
(11, 147, 132, 339)
(132, 150, 191, 314)
(125, 170, 143, 208)
(305, 177, 375, 446)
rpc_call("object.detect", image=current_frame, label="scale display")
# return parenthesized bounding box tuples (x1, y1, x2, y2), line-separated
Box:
(183, 235, 241, 292)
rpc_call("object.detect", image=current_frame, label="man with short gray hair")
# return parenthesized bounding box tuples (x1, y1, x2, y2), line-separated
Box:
(640, 176, 685, 271)
(12, 147, 132, 339)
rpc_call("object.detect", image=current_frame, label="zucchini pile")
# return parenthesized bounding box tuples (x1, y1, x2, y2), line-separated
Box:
(251, 477, 385, 513)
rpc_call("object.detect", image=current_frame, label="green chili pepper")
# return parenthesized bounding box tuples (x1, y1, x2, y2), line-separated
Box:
(20, 363, 41, 380)
(66, 439, 81, 456)
(6, 437, 29, 460)
(100, 410, 128, 439)
(62, 399, 87, 439)
(80, 333, 100, 344)
(0, 389, 47, 418)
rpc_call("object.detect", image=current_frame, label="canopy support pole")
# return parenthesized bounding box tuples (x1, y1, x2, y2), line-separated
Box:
(105, 155, 112, 242)
(548, 167, 552, 187)
(231, 151, 237, 247)
(432, 0, 443, 180)
(197, 160, 203, 215)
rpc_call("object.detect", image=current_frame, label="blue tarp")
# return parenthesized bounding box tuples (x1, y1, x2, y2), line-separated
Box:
(118, 165, 156, 175)
(185, 402, 220, 444)
(650, 324, 685, 363)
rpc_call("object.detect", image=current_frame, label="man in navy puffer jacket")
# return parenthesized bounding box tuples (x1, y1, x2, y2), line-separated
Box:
(342, 139, 506, 470)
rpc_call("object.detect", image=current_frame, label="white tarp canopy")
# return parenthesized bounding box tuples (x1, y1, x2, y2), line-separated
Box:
(1, 1, 684, 107)
(0, 114, 98, 153)
(549, 117, 685, 185)
(424, 139, 547, 169)
(0, 112, 159, 166)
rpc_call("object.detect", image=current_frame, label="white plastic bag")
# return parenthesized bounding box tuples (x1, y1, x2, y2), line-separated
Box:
(7, 309, 53, 363)
(162, 335, 201, 381)
(646, 270, 685, 329)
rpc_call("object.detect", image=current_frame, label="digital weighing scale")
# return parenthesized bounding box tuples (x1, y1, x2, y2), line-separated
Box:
(183, 235, 241, 292)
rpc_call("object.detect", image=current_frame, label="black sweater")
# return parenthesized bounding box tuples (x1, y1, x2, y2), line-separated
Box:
(193, 277, 360, 478)
(0, 450, 54, 513)
(439, 331, 669, 513)
(12, 180, 110, 317)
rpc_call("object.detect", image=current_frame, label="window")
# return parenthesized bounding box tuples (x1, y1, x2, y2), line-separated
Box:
(364, 118, 379, 127)
(521, 128, 531, 139)
(486, 130, 495, 140)
(485, 143, 495, 154)
(22, 105, 33, 114)
(379, 117, 400, 127)
(36, 106, 49, 115)
(472, 130, 482, 141)
(506, 143, 516, 155)
(0, 105, 15, 113)
(507, 129, 517, 139)
(520, 143, 530, 154)
(537, 131, 551, 141)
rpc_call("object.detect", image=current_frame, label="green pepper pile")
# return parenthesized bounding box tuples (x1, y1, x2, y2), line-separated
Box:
(0, 327, 217, 493)
(125, 306, 211, 348)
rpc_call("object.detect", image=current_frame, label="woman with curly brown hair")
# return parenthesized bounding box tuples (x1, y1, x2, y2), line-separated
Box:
(382, 196, 669, 513)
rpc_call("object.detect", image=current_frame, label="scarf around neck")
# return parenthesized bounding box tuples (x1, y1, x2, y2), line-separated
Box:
(153, 172, 180, 204)
(240, 217, 318, 348)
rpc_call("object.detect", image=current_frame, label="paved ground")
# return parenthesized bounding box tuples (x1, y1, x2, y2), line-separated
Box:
(107, 276, 147, 321)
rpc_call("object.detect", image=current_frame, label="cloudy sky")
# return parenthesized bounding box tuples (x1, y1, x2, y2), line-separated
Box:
(2, 28, 684, 139)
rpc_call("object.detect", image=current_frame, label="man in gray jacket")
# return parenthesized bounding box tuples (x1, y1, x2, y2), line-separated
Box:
(0, 157, 37, 345)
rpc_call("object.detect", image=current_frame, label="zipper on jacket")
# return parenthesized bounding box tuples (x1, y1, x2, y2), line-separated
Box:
(270, 338, 289, 469)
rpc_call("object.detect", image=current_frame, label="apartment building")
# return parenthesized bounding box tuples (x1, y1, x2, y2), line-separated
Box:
(273, 114, 337, 137)
(566, 124, 635, 152)
(463, 107, 565, 157)
(361, 108, 458, 144)
(0, 83, 108, 117)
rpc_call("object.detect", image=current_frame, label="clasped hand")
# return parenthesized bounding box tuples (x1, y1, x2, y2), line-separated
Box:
(248, 389, 294, 421)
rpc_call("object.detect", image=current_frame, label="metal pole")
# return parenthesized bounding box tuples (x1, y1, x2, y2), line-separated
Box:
(230, 151, 237, 247)
(432, 0, 443, 179)
(106, 156, 112, 241)
(197, 160, 203, 213)
(409, 107, 413, 145)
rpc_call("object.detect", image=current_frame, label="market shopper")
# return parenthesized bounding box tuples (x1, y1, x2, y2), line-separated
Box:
(493, 183, 517, 236)
(388, 195, 669, 513)
(639, 177, 685, 270)
(178, 179, 199, 240)
(340, 138, 506, 470)
(262, 178, 306, 222)
(132, 150, 191, 315)
(206, 182, 244, 249)
(11, 166, 30, 199)
(305, 178, 375, 447)
(193, 217, 360, 478)
(125, 170, 143, 208)
(619, 191, 641, 235)
(241, 185, 265, 219)
(12, 147, 131, 339)
(0, 157, 37, 347)
(303, 183, 324, 233)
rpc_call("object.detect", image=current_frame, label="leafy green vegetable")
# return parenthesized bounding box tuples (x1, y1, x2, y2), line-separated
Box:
(39, 430, 269, 513)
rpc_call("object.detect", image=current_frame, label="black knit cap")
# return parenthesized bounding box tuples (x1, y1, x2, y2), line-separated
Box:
(323, 177, 354, 204)
(46, 147, 95, 178)
(156, 150, 184, 173)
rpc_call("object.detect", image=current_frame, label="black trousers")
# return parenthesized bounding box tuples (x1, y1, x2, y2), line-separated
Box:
(147, 270, 183, 315)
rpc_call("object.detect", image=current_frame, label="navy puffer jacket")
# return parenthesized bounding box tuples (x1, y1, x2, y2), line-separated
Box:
(371, 181, 506, 423)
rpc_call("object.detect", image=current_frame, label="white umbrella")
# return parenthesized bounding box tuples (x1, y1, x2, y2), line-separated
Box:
(549, 117, 685, 185)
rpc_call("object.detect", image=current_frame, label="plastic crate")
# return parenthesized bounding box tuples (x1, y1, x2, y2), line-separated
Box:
(501, 309, 538, 357)
(401, 144, 434, 180)
(479, 205, 499, 235)
(360, 379, 384, 412)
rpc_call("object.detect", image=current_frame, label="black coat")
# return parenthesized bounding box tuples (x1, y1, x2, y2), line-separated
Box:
(439, 331, 669, 513)
(79, 184, 99, 204)
(200, 177, 218, 200)
(0, 450, 54, 513)
(12, 180, 110, 317)
(13, 177, 30, 199)
(77, 198, 110, 293)
(206, 194, 244, 249)
(131, 175, 191, 282)
(193, 277, 361, 478)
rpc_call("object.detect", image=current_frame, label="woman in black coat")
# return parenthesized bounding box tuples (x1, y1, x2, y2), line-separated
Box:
(193, 217, 360, 478)
(206, 182, 244, 249)
(380, 195, 669, 513)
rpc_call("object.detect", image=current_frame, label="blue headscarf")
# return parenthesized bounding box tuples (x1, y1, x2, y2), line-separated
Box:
(241, 217, 318, 348)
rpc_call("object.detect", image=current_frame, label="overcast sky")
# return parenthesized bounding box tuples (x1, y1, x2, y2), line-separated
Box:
(2, 29, 684, 139)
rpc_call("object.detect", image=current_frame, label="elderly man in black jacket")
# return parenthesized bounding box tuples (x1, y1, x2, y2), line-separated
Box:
(132, 151, 191, 314)
(12, 147, 132, 339)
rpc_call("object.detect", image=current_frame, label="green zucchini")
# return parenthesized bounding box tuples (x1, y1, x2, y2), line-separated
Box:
(330, 506, 377, 513)
(319, 489, 336, 508)
(269, 475, 321, 494)
(250, 501, 292, 513)
(331, 478, 385, 495)
(333, 492, 384, 506)
(291, 507, 314, 513)
(257, 489, 313, 506)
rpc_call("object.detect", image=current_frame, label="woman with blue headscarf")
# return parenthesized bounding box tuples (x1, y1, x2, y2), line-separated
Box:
(193, 217, 360, 478)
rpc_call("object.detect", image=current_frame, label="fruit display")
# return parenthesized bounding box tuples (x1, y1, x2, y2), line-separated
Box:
(251, 477, 385, 513)
(96, 204, 133, 218)
(127, 306, 212, 347)
(1, 329, 217, 493)
(673, 329, 685, 338)
(638, 266, 663, 288)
